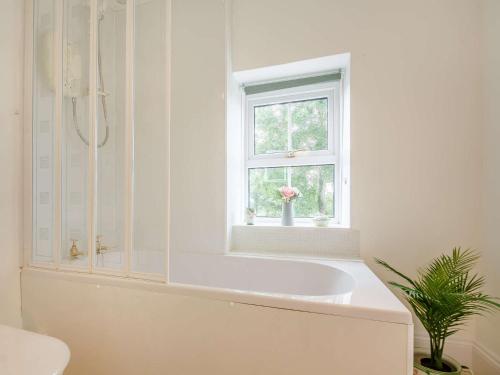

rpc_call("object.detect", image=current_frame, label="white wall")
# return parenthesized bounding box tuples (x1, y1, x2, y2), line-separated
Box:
(0, 0, 24, 327)
(170, 0, 484, 276)
(231, 0, 483, 273)
(477, 0, 500, 369)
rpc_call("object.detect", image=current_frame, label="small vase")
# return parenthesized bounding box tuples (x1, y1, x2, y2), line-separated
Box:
(281, 201, 294, 226)
(245, 214, 255, 225)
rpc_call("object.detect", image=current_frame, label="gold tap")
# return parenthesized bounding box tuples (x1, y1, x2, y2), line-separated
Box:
(69, 239, 84, 259)
(96, 235, 111, 255)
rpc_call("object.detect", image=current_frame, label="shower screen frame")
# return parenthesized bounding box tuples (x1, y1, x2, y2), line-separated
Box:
(24, 0, 171, 281)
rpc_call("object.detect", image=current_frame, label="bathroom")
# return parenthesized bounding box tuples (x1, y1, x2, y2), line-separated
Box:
(1, 0, 499, 374)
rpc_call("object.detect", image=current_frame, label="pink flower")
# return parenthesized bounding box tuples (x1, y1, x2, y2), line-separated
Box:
(279, 186, 301, 203)
(281, 187, 295, 198)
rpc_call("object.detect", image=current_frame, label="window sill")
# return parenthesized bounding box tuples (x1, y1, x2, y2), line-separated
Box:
(230, 224, 359, 259)
(235, 222, 349, 229)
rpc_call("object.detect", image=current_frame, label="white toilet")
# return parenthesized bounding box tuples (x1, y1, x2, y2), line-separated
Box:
(0, 324, 70, 375)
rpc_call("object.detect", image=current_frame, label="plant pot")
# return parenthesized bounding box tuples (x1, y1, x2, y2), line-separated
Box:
(312, 215, 330, 227)
(281, 201, 294, 226)
(414, 351, 462, 374)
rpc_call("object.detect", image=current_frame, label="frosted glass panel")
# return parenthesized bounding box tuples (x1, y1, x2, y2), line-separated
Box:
(60, 0, 90, 267)
(94, 0, 126, 270)
(32, 0, 169, 277)
(32, 0, 57, 264)
(133, 0, 167, 275)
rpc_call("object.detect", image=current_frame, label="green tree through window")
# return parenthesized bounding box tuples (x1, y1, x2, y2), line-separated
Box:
(249, 97, 334, 218)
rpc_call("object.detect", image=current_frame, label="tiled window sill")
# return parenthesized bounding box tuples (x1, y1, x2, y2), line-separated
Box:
(230, 224, 360, 259)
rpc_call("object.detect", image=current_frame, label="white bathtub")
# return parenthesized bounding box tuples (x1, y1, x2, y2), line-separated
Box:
(171, 253, 354, 299)
(22, 253, 414, 374)
(170, 252, 412, 325)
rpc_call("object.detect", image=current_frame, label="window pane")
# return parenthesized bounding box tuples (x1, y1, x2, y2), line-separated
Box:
(291, 165, 334, 218)
(253, 97, 328, 156)
(249, 167, 287, 217)
(291, 98, 328, 152)
(249, 165, 334, 218)
(254, 103, 288, 155)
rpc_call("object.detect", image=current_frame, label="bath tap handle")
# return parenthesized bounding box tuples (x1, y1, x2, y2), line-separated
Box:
(95, 235, 118, 254)
(69, 239, 84, 259)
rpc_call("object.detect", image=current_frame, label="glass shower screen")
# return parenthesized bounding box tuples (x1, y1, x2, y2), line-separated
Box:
(31, 0, 169, 277)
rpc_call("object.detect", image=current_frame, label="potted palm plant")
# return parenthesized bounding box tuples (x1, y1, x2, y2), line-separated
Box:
(376, 248, 500, 374)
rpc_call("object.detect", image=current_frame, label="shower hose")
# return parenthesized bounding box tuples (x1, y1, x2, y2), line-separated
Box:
(72, 13, 110, 148)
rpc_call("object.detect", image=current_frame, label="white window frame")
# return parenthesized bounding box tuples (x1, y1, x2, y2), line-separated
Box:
(244, 80, 343, 225)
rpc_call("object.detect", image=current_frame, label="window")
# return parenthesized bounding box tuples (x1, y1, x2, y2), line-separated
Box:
(244, 74, 345, 224)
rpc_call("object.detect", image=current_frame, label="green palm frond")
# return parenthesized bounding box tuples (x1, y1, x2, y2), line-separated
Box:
(376, 247, 500, 371)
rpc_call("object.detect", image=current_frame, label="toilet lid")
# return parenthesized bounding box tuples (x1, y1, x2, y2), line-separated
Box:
(0, 324, 70, 375)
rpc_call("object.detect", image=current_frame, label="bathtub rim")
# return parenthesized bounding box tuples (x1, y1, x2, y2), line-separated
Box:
(21, 255, 412, 326)
(169, 252, 357, 297)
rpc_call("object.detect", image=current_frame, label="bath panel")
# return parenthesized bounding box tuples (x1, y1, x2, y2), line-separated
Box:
(22, 270, 411, 375)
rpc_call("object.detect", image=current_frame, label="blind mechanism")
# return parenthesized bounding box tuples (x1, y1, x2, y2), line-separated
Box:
(243, 72, 341, 95)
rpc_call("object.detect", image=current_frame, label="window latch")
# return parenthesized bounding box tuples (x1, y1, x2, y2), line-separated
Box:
(286, 149, 304, 158)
